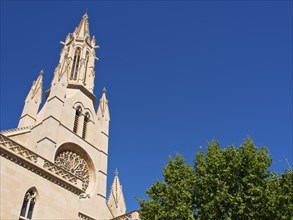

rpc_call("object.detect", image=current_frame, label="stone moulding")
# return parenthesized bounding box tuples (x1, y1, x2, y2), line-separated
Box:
(0, 125, 33, 135)
(111, 210, 140, 220)
(0, 134, 84, 195)
(78, 212, 95, 220)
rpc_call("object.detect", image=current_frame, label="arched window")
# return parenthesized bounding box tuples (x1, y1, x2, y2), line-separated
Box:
(82, 113, 90, 139)
(73, 107, 82, 133)
(70, 47, 81, 80)
(19, 188, 37, 220)
(83, 51, 89, 84)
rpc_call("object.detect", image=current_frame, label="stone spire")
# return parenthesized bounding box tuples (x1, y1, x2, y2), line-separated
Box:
(18, 70, 43, 128)
(107, 169, 126, 217)
(97, 88, 110, 136)
(49, 13, 98, 97)
(97, 87, 110, 121)
(73, 13, 90, 39)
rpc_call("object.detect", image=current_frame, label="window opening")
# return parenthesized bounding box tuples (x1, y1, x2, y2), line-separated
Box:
(70, 47, 81, 80)
(82, 113, 90, 139)
(19, 189, 37, 220)
(73, 107, 82, 133)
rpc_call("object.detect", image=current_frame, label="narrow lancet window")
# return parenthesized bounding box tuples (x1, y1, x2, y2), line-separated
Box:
(73, 107, 82, 133)
(19, 188, 37, 220)
(70, 47, 81, 80)
(82, 113, 90, 139)
(83, 51, 89, 84)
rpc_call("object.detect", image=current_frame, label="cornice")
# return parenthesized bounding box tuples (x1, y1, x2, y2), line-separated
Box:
(67, 83, 96, 104)
(0, 125, 33, 135)
(78, 212, 95, 220)
(0, 134, 84, 195)
(110, 211, 140, 220)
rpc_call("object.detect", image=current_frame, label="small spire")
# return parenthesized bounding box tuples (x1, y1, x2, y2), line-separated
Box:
(83, 11, 88, 18)
(74, 13, 90, 39)
(27, 70, 43, 100)
(107, 169, 126, 217)
(18, 70, 43, 128)
(97, 87, 110, 121)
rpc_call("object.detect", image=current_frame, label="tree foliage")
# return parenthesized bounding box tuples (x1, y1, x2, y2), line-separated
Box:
(138, 155, 195, 220)
(137, 139, 293, 220)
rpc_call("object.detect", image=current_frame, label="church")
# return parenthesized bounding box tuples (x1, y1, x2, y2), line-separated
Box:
(0, 13, 140, 220)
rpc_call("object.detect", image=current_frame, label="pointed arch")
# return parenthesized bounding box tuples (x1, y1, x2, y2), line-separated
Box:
(19, 187, 38, 220)
(70, 47, 81, 80)
(82, 112, 90, 139)
(73, 106, 82, 133)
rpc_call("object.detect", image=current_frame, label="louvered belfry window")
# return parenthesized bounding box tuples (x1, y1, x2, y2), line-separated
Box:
(70, 47, 81, 80)
(82, 113, 90, 139)
(73, 107, 82, 133)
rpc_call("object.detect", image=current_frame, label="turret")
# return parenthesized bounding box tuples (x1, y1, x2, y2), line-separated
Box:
(18, 70, 43, 128)
(107, 169, 126, 217)
(97, 87, 110, 135)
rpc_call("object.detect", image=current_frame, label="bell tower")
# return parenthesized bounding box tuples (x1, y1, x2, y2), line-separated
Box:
(52, 13, 98, 93)
(0, 12, 141, 220)
(15, 13, 111, 218)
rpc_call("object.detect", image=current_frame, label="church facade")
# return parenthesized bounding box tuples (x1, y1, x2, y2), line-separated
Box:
(0, 14, 139, 220)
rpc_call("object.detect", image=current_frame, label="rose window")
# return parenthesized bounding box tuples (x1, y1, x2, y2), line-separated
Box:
(55, 151, 89, 191)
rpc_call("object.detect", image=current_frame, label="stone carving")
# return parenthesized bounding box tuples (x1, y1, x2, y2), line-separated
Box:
(78, 212, 95, 220)
(0, 135, 37, 163)
(111, 211, 140, 220)
(25, 189, 37, 203)
(79, 59, 85, 70)
(0, 125, 33, 135)
(43, 161, 77, 185)
(0, 134, 84, 194)
(55, 151, 89, 191)
(90, 69, 95, 77)
(79, 193, 90, 199)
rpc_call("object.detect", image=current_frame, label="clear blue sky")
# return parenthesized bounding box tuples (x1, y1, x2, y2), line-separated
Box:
(1, 1, 292, 212)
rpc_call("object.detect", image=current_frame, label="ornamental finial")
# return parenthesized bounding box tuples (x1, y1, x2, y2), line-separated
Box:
(102, 87, 106, 94)
(84, 9, 88, 18)
(115, 168, 119, 177)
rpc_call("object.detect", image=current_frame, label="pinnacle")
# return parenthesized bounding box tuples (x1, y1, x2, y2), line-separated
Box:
(74, 13, 90, 39)
(83, 11, 88, 18)
(102, 87, 106, 94)
(39, 69, 44, 76)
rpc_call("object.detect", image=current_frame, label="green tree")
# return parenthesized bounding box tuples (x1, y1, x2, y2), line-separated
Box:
(138, 155, 195, 220)
(194, 139, 273, 219)
(137, 139, 293, 220)
(268, 169, 293, 219)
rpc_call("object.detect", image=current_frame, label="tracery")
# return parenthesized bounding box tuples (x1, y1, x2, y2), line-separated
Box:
(55, 151, 89, 191)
